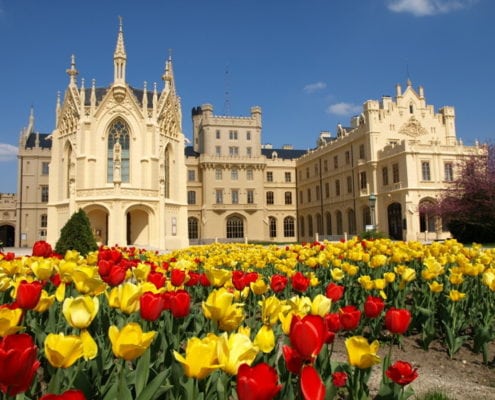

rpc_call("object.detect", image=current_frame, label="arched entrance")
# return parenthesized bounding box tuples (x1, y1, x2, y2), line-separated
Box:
(85, 206, 109, 246)
(388, 203, 403, 240)
(126, 208, 150, 246)
(0, 225, 15, 247)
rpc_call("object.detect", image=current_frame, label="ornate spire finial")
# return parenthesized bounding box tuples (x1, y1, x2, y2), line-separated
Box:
(66, 54, 78, 86)
(114, 16, 127, 84)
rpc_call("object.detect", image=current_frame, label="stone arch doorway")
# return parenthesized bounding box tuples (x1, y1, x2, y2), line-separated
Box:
(388, 202, 403, 240)
(0, 225, 15, 247)
(126, 207, 151, 246)
(85, 206, 109, 246)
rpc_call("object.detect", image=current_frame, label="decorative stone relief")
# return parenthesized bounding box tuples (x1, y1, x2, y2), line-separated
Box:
(398, 117, 428, 137)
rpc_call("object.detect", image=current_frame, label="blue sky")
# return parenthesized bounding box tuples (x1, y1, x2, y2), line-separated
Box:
(0, 0, 493, 193)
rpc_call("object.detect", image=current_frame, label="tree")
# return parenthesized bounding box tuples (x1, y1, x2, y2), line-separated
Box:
(437, 143, 495, 243)
(55, 209, 98, 256)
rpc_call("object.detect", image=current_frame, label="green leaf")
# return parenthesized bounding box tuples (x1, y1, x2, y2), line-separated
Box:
(135, 348, 151, 396)
(136, 369, 171, 400)
(117, 369, 134, 400)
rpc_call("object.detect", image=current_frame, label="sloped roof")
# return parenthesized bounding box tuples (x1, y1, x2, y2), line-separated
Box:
(24, 133, 52, 149)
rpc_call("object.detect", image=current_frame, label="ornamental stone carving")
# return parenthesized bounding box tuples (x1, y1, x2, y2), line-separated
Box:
(398, 117, 428, 137)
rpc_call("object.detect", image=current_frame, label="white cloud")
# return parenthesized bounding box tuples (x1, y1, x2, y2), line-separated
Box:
(303, 81, 327, 94)
(0, 143, 18, 162)
(327, 102, 361, 116)
(386, 0, 476, 16)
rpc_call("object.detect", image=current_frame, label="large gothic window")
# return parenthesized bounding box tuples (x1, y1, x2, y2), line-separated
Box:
(164, 146, 170, 198)
(188, 217, 199, 239)
(226, 216, 244, 239)
(107, 119, 130, 183)
(284, 216, 295, 237)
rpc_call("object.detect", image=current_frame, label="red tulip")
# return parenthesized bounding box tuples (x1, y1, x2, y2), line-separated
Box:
(289, 315, 326, 360)
(291, 272, 310, 293)
(139, 292, 164, 321)
(385, 307, 412, 334)
(170, 269, 186, 287)
(32, 240, 53, 257)
(385, 360, 418, 385)
(324, 312, 342, 333)
(147, 271, 166, 289)
(15, 280, 43, 310)
(339, 305, 361, 330)
(282, 344, 305, 374)
(39, 389, 87, 400)
(185, 271, 200, 286)
(232, 270, 248, 291)
(0, 333, 40, 396)
(98, 260, 126, 286)
(270, 274, 288, 292)
(169, 290, 191, 318)
(332, 371, 348, 388)
(300, 364, 325, 400)
(199, 273, 211, 286)
(236, 362, 282, 400)
(364, 296, 385, 318)
(325, 282, 345, 302)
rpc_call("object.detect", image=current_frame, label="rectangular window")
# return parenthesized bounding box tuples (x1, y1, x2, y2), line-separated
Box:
(307, 188, 311, 202)
(187, 190, 196, 205)
(285, 191, 292, 205)
(215, 146, 221, 156)
(306, 168, 310, 178)
(216, 130, 221, 139)
(444, 162, 453, 181)
(266, 191, 274, 205)
(315, 185, 320, 201)
(41, 185, 49, 202)
(215, 189, 223, 204)
(285, 172, 291, 182)
(247, 189, 254, 204)
(347, 176, 352, 193)
(229, 146, 239, 156)
(42, 162, 49, 175)
(40, 214, 48, 228)
(231, 168, 238, 180)
(299, 190, 303, 204)
(325, 182, 330, 198)
(187, 170, 195, 182)
(345, 151, 351, 164)
(215, 168, 223, 180)
(335, 180, 340, 196)
(422, 161, 431, 181)
(266, 171, 273, 182)
(229, 130, 238, 140)
(246, 168, 253, 180)
(382, 167, 389, 186)
(360, 171, 367, 189)
(246, 131, 251, 140)
(334, 155, 338, 169)
(359, 144, 365, 160)
(246, 147, 252, 157)
(392, 163, 400, 183)
(231, 189, 239, 204)
(323, 159, 328, 172)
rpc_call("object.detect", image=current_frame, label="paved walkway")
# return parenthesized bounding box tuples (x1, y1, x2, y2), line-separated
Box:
(2, 247, 33, 256)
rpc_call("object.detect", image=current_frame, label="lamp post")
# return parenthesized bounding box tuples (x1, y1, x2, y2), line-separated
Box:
(369, 193, 377, 230)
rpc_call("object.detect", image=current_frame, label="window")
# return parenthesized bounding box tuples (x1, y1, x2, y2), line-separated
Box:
(323, 159, 328, 172)
(40, 214, 48, 228)
(348, 209, 356, 234)
(422, 161, 431, 181)
(284, 216, 295, 237)
(314, 163, 318, 175)
(392, 163, 400, 183)
(188, 217, 199, 239)
(41, 185, 49, 202)
(266, 171, 273, 182)
(107, 119, 130, 183)
(316, 213, 323, 235)
(285, 172, 291, 182)
(269, 217, 277, 238)
(359, 144, 365, 160)
(229, 146, 239, 156)
(335, 180, 340, 196)
(382, 167, 389, 186)
(42, 162, 49, 175)
(336, 211, 343, 235)
(246, 147, 252, 157)
(315, 185, 320, 201)
(187, 190, 196, 205)
(325, 182, 330, 198)
(187, 170, 196, 181)
(307, 215, 313, 237)
(226, 216, 244, 238)
(360, 171, 367, 189)
(347, 176, 352, 193)
(266, 191, 274, 205)
(215, 189, 223, 204)
(307, 188, 311, 202)
(299, 190, 303, 204)
(164, 147, 170, 197)
(444, 162, 453, 181)
(229, 130, 238, 140)
(247, 189, 254, 204)
(409, 103, 414, 114)
(215, 146, 221, 156)
(231, 189, 239, 204)
(246, 168, 253, 180)
(334, 155, 338, 169)
(215, 168, 223, 180)
(345, 151, 350, 164)
(306, 168, 310, 178)
(299, 216, 305, 237)
(216, 130, 221, 139)
(325, 212, 332, 235)
(231, 168, 238, 180)
(246, 131, 251, 140)
(285, 191, 292, 205)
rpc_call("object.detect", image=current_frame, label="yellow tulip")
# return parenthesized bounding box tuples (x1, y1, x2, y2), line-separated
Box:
(0, 307, 23, 336)
(205, 267, 232, 287)
(279, 310, 294, 335)
(370, 254, 387, 268)
(107, 282, 141, 314)
(310, 294, 331, 317)
(33, 290, 56, 313)
(216, 331, 258, 375)
(132, 262, 151, 282)
(345, 335, 381, 369)
(401, 268, 416, 283)
(72, 266, 107, 296)
(30, 259, 55, 281)
(254, 325, 275, 353)
(448, 290, 466, 302)
(62, 295, 99, 329)
(250, 278, 269, 295)
(428, 281, 444, 293)
(218, 303, 245, 332)
(203, 287, 245, 330)
(173, 334, 222, 379)
(331, 268, 345, 281)
(358, 275, 374, 291)
(482, 270, 495, 290)
(260, 296, 284, 326)
(449, 272, 464, 285)
(108, 322, 156, 361)
(44, 333, 84, 368)
(383, 272, 396, 283)
(289, 295, 312, 316)
(80, 329, 98, 360)
(373, 278, 387, 290)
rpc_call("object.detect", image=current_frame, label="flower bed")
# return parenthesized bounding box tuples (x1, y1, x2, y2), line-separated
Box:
(0, 238, 494, 399)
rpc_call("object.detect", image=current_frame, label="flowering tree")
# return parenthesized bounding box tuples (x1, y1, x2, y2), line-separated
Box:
(438, 143, 495, 243)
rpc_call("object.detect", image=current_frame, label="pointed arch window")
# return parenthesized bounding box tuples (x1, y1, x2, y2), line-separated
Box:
(107, 119, 130, 183)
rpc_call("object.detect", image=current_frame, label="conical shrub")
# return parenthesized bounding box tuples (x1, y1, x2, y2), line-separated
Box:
(55, 209, 98, 256)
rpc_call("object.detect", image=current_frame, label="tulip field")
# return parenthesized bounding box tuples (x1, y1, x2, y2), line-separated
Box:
(0, 238, 494, 399)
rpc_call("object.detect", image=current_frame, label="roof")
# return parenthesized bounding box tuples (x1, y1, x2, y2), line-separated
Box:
(261, 148, 306, 160)
(24, 133, 52, 149)
(82, 86, 154, 107)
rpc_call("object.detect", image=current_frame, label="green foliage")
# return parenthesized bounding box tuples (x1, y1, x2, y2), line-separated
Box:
(416, 389, 456, 400)
(359, 229, 388, 240)
(55, 209, 98, 256)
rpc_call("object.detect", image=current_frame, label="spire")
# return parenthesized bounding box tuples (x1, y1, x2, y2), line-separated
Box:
(113, 16, 127, 84)
(80, 78, 86, 109)
(28, 106, 35, 134)
(66, 54, 78, 86)
(56, 91, 61, 126)
(162, 50, 175, 92)
(90, 79, 96, 111)
(142, 81, 148, 114)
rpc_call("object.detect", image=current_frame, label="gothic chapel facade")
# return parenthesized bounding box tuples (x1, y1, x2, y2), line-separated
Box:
(46, 21, 189, 250)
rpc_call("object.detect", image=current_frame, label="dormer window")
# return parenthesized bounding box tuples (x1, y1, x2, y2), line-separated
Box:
(409, 104, 414, 114)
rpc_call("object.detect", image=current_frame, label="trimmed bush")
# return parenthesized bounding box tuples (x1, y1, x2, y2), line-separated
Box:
(55, 209, 98, 256)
